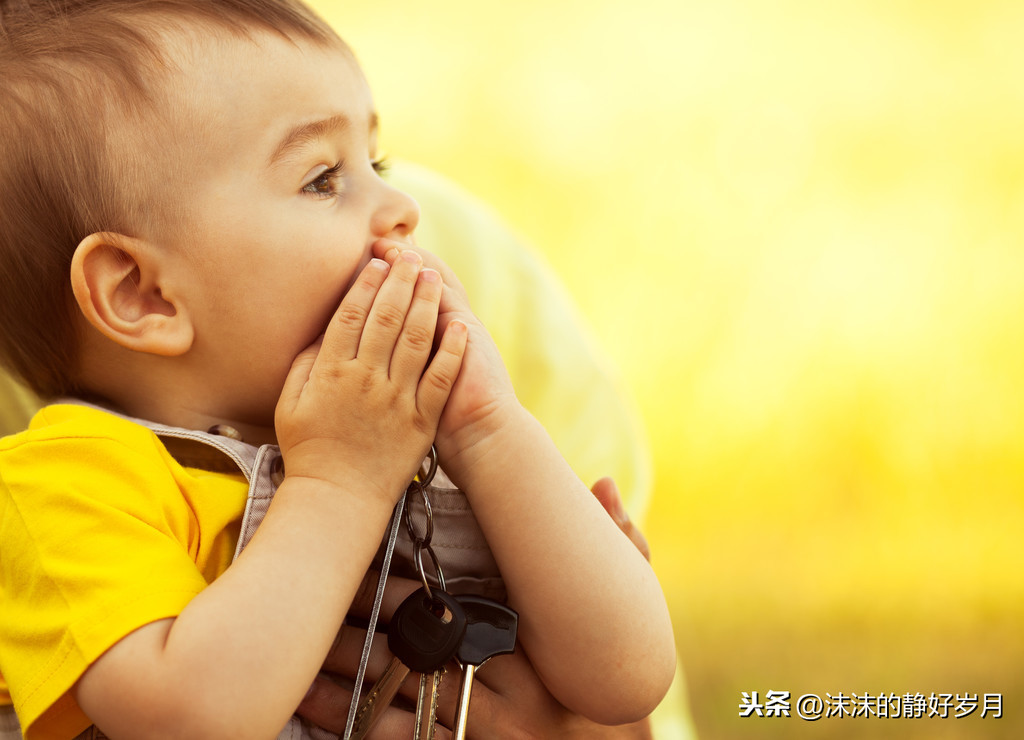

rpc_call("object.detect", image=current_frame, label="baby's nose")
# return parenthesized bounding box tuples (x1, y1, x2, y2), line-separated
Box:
(372, 183, 420, 238)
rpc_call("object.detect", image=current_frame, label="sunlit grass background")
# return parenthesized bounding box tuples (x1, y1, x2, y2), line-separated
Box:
(312, 1, 1024, 737)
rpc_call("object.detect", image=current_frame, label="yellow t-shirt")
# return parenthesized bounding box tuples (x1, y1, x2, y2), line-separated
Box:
(0, 404, 247, 739)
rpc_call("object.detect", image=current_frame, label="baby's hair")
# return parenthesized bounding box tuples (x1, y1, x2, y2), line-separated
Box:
(0, 0, 342, 398)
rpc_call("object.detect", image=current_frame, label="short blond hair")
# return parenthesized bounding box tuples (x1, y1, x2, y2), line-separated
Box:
(0, 0, 341, 397)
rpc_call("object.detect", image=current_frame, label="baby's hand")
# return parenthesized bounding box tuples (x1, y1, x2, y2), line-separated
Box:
(372, 239, 520, 470)
(275, 254, 467, 505)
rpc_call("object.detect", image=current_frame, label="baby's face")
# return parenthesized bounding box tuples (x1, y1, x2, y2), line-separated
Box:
(149, 29, 418, 427)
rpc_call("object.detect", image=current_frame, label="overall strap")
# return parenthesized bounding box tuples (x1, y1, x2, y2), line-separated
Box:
(342, 495, 406, 740)
(0, 705, 21, 740)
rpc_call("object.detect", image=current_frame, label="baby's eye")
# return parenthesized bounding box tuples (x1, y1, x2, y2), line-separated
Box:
(302, 162, 343, 198)
(371, 155, 390, 176)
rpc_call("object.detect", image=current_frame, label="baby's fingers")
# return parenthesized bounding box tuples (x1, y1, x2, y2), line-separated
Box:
(390, 268, 443, 386)
(319, 259, 390, 363)
(359, 250, 423, 365)
(417, 320, 468, 420)
(373, 239, 471, 315)
(275, 336, 323, 424)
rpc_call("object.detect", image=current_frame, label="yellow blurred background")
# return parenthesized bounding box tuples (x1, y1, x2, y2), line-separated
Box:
(312, 1, 1024, 737)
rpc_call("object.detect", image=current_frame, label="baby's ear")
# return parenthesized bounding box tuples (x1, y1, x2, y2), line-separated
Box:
(70, 232, 193, 356)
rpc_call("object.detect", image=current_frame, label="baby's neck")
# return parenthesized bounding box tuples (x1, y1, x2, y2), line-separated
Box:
(82, 393, 279, 447)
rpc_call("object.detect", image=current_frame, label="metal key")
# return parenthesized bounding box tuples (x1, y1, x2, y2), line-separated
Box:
(349, 588, 466, 740)
(451, 595, 519, 740)
(414, 666, 444, 739)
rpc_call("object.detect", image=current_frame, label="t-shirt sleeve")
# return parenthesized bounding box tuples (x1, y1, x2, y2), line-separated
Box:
(0, 432, 211, 739)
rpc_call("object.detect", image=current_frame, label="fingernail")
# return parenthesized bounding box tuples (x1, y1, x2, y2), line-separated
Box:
(369, 258, 389, 271)
(400, 250, 421, 264)
(385, 246, 401, 261)
(419, 268, 440, 283)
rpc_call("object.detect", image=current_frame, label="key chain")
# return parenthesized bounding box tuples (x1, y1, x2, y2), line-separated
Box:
(403, 448, 446, 600)
(401, 455, 453, 739)
(343, 447, 439, 740)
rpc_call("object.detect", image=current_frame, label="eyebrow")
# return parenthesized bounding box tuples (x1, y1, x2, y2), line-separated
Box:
(268, 112, 379, 166)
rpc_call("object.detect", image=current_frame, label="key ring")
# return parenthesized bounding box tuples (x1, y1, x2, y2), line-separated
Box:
(413, 538, 446, 599)
(403, 446, 446, 603)
(417, 445, 438, 489)
(343, 446, 442, 740)
(405, 478, 434, 545)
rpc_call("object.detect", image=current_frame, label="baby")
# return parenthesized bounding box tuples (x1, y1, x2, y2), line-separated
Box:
(0, 1, 676, 738)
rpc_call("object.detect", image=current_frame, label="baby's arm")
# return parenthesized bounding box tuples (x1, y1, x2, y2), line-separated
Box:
(375, 240, 677, 726)
(73, 255, 466, 738)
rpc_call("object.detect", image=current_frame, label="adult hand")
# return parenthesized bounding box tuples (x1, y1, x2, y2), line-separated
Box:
(589, 476, 651, 562)
(296, 478, 655, 738)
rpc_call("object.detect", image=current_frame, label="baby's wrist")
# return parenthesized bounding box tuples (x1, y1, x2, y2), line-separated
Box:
(270, 472, 400, 542)
(437, 400, 530, 478)
(280, 444, 411, 508)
